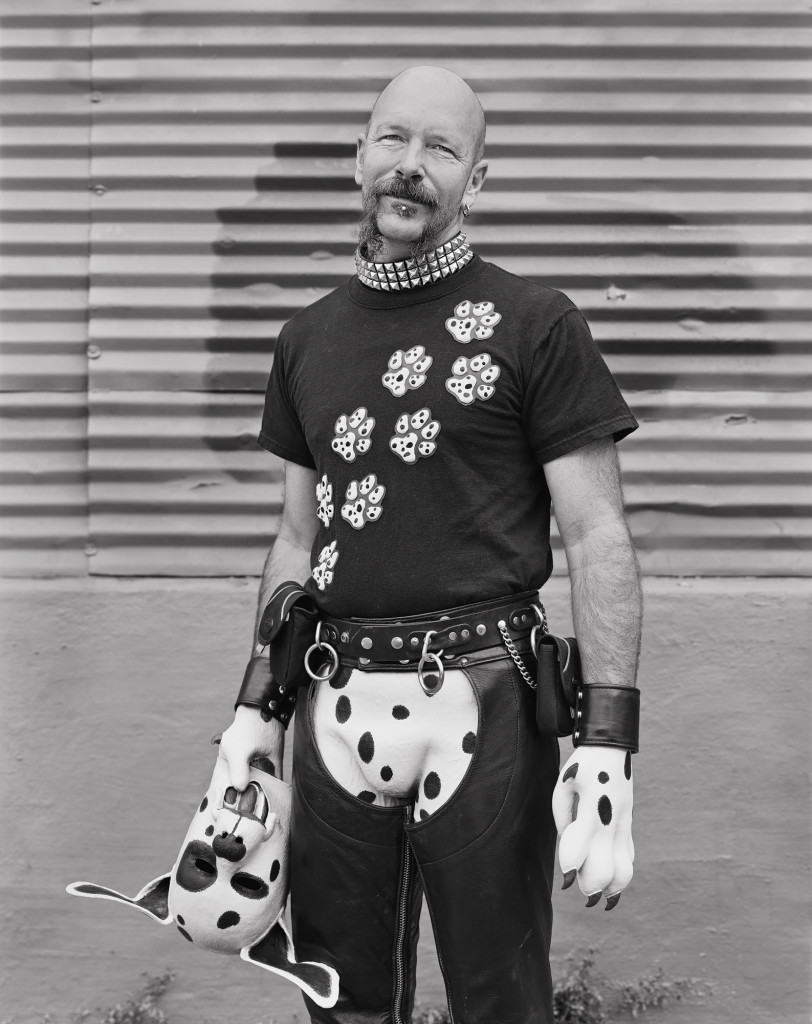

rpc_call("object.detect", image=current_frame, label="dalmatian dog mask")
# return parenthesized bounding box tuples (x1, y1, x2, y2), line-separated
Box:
(67, 756, 339, 1008)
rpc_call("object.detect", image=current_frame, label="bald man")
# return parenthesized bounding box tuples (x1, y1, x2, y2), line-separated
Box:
(220, 67, 642, 1024)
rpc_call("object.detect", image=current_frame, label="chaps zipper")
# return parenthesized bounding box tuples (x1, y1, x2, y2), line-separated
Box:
(392, 806, 414, 1024)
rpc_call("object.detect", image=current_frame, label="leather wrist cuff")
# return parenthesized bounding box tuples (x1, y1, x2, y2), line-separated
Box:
(573, 684, 640, 753)
(235, 655, 298, 728)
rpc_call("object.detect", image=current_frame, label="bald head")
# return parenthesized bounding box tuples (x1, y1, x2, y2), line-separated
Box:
(368, 66, 487, 164)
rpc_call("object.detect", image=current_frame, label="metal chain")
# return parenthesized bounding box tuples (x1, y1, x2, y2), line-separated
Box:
(497, 619, 537, 690)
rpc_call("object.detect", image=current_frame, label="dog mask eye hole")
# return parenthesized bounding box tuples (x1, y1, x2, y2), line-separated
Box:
(176, 840, 218, 893)
(231, 872, 269, 900)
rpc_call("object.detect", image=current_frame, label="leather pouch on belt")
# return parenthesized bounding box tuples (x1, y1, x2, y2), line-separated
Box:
(257, 581, 320, 692)
(535, 633, 581, 737)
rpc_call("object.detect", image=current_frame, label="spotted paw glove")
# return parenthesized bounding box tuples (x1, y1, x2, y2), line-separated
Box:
(552, 745, 634, 910)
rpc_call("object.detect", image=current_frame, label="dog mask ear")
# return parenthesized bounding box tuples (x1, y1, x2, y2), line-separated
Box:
(67, 875, 172, 925)
(242, 916, 339, 1008)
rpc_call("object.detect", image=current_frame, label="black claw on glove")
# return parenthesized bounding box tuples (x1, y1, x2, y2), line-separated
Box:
(585, 892, 602, 908)
(562, 869, 577, 890)
(605, 893, 621, 911)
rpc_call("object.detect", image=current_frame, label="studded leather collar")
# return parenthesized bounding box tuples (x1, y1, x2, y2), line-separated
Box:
(355, 233, 473, 291)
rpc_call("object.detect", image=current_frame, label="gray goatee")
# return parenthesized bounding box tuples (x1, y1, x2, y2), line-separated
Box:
(358, 179, 462, 261)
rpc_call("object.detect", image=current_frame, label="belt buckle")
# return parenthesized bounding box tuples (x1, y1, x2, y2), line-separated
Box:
(417, 630, 444, 695)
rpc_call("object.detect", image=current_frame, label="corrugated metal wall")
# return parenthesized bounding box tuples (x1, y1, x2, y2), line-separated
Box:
(2, 0, 810, 577)
(1, 0, 91, 574)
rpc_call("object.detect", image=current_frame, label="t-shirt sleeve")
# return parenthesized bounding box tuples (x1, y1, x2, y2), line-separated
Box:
(257, 331, 317, 469)
(523, 307, 638, 465)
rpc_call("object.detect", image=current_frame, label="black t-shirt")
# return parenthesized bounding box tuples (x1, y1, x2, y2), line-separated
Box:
(259, 255, 638, 617)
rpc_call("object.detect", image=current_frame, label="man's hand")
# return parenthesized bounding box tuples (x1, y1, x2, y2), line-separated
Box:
(217, 705, 286, 790)
(552, 745, 634, 910)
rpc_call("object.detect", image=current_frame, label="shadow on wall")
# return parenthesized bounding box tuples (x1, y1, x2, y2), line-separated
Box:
(201, 141, 360, 456)
(200, 145, 779, 424)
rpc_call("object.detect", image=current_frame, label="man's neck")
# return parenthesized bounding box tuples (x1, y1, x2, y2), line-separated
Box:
(355, 232, 473, 292)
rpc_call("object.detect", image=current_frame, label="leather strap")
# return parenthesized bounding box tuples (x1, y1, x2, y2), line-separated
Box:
(235, 655, 298, 727)
(319, 591, 542, 665)
(535, 634, 581, 737)
(574, 684, 640, 753)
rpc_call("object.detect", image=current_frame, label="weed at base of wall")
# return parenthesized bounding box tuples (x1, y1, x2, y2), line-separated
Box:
(8, 954, 711, 1024)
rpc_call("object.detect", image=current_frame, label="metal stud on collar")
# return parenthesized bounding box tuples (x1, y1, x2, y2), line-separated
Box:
(355, 233, 473, 292)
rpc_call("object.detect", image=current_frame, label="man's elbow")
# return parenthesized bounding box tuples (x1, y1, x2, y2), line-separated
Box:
(564, 515, 640, 576)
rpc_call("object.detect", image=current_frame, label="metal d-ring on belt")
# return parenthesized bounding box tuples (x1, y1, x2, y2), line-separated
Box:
(303, 621, 340, 684)
(305, 591, 548, 696)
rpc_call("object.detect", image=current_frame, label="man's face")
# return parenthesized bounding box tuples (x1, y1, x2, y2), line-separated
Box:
(355, 74, 487, 260)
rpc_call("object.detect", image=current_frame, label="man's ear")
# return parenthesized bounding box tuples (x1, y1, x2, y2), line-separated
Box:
(67, 875, 172, 925)
(464, 160, 489, 213)
(355, 132, 367, 186)
(242, 916, 339, 1008)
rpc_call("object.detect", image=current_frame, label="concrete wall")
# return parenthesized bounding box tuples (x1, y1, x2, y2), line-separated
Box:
(1, 576, 809, 1024)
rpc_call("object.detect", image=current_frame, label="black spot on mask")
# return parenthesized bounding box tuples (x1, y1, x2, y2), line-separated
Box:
(598, 795, 613, 826)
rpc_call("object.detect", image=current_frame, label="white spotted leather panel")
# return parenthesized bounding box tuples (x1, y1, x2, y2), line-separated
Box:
(311, 667, 479, 821)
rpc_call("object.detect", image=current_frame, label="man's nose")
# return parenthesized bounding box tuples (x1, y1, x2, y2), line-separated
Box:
(395, 139, 425, 180)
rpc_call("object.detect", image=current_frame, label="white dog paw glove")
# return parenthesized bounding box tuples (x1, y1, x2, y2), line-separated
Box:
(552, 745, 634, 910)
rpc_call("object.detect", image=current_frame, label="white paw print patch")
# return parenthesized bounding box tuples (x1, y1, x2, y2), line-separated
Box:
(382, 345, 433, 397)
(312, 540, 338, 591)
(341, 474, 386, 530)
(390, 408, 440, 464)
(445, 300, 502, 344)
(445, 353, 501, 405)
(331, 407, 375, 463)
(316, 475, 334, 527)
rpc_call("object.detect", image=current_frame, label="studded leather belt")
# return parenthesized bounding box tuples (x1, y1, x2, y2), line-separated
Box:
(318, 591, 545, 665)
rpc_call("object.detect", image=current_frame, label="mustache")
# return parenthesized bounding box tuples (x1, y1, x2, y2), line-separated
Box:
(372, 178, 438, 208)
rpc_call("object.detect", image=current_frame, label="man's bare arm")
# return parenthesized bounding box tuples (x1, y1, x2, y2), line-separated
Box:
(543, 436, 642, 689)
(219, 461, 319, 789)
(251, 461, 320, 652)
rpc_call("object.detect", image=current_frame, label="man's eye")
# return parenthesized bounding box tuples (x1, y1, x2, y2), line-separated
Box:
(432, 144, 454, 155)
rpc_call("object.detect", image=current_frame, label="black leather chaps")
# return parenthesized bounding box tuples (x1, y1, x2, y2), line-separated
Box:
(289, 644, 560, 1024)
